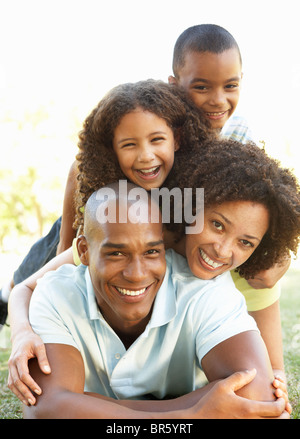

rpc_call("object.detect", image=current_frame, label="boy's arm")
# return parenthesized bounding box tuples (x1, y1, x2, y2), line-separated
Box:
(8, 247, 75, 401)
(56, 161, 79, 255)
(24, 343, 287, 419)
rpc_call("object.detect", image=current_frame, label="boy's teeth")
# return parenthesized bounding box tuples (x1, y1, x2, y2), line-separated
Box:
(116, 287, 146, 296)
(200, 249, 224, 269)
(206, 111, 225, 115)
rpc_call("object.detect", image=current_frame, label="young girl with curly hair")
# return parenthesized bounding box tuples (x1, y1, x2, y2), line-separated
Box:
(74, 78, 212, 229)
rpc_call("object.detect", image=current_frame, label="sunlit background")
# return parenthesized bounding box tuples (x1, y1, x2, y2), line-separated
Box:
(1, 0, 300, 283)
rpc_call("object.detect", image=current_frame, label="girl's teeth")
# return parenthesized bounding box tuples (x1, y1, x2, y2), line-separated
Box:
(116, 287, 146, 296)
(139, 166, 159, 175)
(200, 249, 224, 269)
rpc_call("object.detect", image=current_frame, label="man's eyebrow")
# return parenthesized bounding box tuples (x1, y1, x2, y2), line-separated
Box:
(102, 239, 164, 249)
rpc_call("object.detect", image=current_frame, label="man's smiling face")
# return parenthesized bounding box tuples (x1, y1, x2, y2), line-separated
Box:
(78, 198, 166, 334)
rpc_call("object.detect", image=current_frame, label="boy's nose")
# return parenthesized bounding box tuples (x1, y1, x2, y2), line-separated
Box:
(209, 90, 226, 107)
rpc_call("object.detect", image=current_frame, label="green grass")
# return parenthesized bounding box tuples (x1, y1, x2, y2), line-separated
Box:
(0, 269, 299, 419)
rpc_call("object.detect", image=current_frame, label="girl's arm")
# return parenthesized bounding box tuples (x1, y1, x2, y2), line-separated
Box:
(8, 247, 75, 403)
(56, 161, 79, 255)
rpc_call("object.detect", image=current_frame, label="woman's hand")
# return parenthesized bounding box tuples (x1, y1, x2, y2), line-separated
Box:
(8, 329, 51, 406)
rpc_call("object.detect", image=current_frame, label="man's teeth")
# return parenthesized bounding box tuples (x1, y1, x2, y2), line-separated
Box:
(116, 287, 147, 296)
(138, 166, 159, 175)
(200, 249, 224, 269)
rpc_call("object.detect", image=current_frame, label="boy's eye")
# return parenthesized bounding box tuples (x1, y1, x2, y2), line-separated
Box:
(193, 85, 208, 91)
(225, 83, 239, 90)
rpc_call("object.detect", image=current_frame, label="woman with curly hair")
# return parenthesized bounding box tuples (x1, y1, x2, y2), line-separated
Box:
(163, 138, 300, 392)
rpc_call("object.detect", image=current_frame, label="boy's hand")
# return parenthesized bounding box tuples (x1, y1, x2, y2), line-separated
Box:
(8, 330, 51, 406)
(247, 257, 291, 290)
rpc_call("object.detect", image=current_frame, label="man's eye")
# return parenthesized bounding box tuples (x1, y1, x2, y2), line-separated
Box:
(146, 249, 159, 255)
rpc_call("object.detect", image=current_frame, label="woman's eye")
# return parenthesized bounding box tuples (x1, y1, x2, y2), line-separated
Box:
(212, 220, 223, 231)
(240, 239, 254, 248)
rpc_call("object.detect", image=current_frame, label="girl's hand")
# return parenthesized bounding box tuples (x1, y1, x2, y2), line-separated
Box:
(272, 372, 292, 415)
(8, 330, 51, 406)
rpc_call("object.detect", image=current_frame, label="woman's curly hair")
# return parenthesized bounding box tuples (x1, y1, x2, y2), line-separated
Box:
(74, 79, 213, 228)
(164, 138, 300, 279)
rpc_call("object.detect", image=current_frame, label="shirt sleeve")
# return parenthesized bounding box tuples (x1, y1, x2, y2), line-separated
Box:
(193, 274, 259, 365)
(230, 270, 281, 312)
(29, 271, 80, 350)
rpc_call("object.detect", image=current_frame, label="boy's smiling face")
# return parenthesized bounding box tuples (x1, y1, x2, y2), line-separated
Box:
(169, 48, 242, 130)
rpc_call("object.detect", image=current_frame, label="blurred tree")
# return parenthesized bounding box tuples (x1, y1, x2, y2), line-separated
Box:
(0, 167, 58, 251)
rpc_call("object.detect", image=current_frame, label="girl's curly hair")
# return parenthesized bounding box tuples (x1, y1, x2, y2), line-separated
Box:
(74, 79, 213, 228)
(164, 138, 300, 279)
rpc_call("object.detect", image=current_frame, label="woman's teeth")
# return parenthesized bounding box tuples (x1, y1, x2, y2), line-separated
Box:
(200, 249, 224, 269)
(116, 287, 147, 296)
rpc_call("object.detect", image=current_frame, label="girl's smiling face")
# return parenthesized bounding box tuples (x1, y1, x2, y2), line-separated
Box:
(113, 108, 178, 190)
(185, 200, 270, 280)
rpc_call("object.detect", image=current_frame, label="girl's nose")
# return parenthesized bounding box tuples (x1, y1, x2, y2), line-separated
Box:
(137, 144, 155, 163)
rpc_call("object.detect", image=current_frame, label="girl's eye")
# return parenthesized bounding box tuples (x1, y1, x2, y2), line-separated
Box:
(151, 137, 165, 143)
(121, 142, 135, 148)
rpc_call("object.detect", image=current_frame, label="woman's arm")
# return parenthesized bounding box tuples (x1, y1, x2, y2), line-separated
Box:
(249, 300, 285, 378)
(8, 247, 75, 402)
(56, 161, 79, 255)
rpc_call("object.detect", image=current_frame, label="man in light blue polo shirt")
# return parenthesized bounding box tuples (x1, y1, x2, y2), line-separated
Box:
(24, 184, 285, 419)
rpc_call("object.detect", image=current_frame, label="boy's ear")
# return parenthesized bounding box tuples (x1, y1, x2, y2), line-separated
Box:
(77, 235, 89, 266)
(168, 75, 178, 85)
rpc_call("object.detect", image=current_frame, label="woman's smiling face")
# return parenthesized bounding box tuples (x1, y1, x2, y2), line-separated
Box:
(185, 200, 270, 280)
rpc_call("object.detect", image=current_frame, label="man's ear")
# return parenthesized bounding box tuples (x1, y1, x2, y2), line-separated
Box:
(168, 75, 178, 85)
(77, 235, 89, 266)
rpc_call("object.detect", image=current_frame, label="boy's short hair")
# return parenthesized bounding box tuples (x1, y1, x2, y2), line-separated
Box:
(172, 24, 242, 78)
